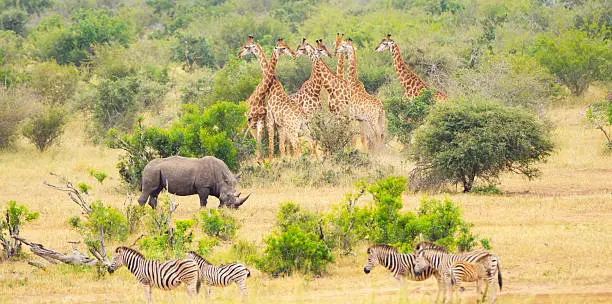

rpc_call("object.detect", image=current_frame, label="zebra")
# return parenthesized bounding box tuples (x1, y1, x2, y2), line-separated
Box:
(446, 260, 492, 303)
(363, 244, 435, 287)
(108, 246, 201, 304)
(186, 251, 251, 297)
(413, 241, 502, 304)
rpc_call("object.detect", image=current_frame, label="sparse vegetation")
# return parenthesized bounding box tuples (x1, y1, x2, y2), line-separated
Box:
(0, 201, 39, 260)
(21, 106, 68, 152)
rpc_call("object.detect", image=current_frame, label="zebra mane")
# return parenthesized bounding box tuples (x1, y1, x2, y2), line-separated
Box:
(187, 251, 212, 265)
(118, 246, 145, 259)
(415, 241, 449, 253)
(368, 244, 398, 254)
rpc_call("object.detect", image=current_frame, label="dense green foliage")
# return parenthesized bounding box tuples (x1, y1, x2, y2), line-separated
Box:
(108, 102, 251, 187)
(22, 107, 68, 152)
(533, 30, 611, 95)
(256, 201, 333, 276)
(385, 89, 436, 146)
(199, 208, 239, 241)
(0, 200, 39, 260)
(411, 99, 554, 192)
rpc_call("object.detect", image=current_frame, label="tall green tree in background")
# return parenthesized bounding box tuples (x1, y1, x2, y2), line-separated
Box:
(533, 30, 611, 95)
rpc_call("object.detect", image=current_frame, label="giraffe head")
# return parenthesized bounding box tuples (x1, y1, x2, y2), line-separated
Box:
(295, 37, 318, 59)
(336, 37, 356, 56)
(273, 38, 296, 59)
(315, 39, 332, 58)
(237, 35, 262, 58)
(333, 33, 345, 56)
(375, 34, 395, 52)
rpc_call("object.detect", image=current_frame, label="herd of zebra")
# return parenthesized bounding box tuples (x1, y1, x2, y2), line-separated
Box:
(365, 242, 502, 304)
(106, 241, 501, 303)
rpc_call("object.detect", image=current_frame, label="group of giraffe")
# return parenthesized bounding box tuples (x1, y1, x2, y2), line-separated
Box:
(238, 34, 448, 160)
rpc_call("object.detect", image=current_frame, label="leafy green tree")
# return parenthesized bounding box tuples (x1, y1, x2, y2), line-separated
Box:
(533, 30, 611, 95)
(0, 200, 39, 260)
(411, 99, 554, 192)
(0, 9, 27, 35)
(22, 106, 68, 152)
(28, 61, 78, 104)
(385, 89, 436, 147)
(205, 58, 260, 105)
(172, 32, 215, 70)
(585, 100, 612, 150)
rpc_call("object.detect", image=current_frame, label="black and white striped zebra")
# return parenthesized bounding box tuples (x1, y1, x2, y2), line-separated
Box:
(446, 260, 491, 303)
(186, 251, 251, 297)
(108, 246, 201, 303)
(363, 244, 435, 286)
(413, 242, 502, 304)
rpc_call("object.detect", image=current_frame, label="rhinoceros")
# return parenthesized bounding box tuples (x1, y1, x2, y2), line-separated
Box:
(137, 156, 250, 209)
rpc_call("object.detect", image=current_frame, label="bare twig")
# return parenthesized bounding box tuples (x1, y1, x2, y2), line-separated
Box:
(44, 173, 92, 214)
(129, 234, 145, 248)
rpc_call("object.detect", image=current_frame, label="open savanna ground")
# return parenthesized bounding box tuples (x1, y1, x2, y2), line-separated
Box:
(1, 101, 611, 304)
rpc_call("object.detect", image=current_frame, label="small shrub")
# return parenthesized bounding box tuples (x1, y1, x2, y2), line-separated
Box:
(199, 209, 239, 241)
(0, 9, 27, 36)
(256, 225, 333, 276)
(28, 62, 78, 105)
(87, 169, 108, 184)
(22, 107, 68, 152)
(86, 201, 129, 242)
(0, 87, 37, 148)
(585, 100, 612, 150)
(0, 201, 39, 260)
(309, 107, 354, 156)
(276, 201, 319, 234)
(471, 184, 504, 195)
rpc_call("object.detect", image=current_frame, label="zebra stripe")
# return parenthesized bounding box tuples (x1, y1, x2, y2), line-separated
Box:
(363, 244, 435, 283)
(187, 251, 250, 296)
(108, 247, 200, 303)
(413, 241, 502, 304)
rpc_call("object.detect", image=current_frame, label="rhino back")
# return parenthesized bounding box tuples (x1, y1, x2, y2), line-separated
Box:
(156, 156, 213, 195)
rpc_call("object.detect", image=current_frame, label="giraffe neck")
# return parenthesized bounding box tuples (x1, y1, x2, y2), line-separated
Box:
(255, 44, 268, 71)
(337, 53, 344, 80)
(315, 58, 350, 112)
(347, 47, 359, 85)
(262, 50, 279, 88)
(390, 43, 428, 97)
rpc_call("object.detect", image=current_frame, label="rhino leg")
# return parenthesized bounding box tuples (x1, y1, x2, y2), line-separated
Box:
(197, 188, 210, 208)
(147, 187, 163, 209)
(137, 192, 149, 207)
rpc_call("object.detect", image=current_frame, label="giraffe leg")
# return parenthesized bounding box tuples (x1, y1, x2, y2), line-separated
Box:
(256, 120, 265, 160)
(278, 127, 287, 158)
(266, 114, 275, 160)
(358, 120, 369, 153)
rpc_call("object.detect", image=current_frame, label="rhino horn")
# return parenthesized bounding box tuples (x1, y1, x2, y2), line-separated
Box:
(236, 193, 251, 207)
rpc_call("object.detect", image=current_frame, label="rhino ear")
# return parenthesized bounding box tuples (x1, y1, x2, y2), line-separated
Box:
(235, 173, 242, 182)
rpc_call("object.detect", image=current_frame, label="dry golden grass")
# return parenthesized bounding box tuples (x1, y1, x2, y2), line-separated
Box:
(1, 95, 612, 303)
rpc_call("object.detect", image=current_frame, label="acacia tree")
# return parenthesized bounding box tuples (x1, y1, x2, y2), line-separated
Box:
(411, 99, 554, 192)
(533, 30, 611, 96)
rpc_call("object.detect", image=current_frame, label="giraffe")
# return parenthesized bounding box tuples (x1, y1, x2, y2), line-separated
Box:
(335, 37, 386, 150)
(334, 33, 345, 80)
(311, 39, 376, 150)
(263, 39, 314, 159)
(292, 38, 327, 118)
(375, 34, 448, 102)
(238, 36, 269, 159)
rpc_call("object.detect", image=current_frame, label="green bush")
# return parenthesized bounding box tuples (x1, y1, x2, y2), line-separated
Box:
(385, 89, 436, 147)
(411, 99, 554, 192)
(199, 208, 239, 241)
(256, 224, 333, 276)
(325, 181, 372, 253)
(205, 58, 260, 104)
(139, 195, 196, 259)
(92, 76, 140, 133)
(172, 32, 215, 70)
(0, 9, 27, 36)
(471, 184, 504, 195)
(309, 107, 355, 156)
(0, 201, 39, 260)
(22, 107, 68, 152)
(108, 102, 250, 188)
(585, 100, 612, 150)
(0, 87, 37, 148)
(533, 30, 611, 95)
(28, 62, 78, 105)
(84, 201, 129, 242)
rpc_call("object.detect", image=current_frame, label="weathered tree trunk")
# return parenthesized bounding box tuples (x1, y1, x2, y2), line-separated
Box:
(13, 236, 98, 266)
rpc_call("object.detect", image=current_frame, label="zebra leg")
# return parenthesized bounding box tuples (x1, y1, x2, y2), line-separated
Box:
(206, 285, 212, 299)
(434, 279, 444, 303)
(144, 285, 153, 304)
(236, 278, 248, 297)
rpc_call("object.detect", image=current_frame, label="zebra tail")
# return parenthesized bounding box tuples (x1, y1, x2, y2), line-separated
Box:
(497, 263, 502, 290)
(247, 268, 251, 278)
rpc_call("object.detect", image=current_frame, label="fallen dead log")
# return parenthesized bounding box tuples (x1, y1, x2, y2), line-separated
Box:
(13, 235, 98, 266)
(27, 260, 47, 270)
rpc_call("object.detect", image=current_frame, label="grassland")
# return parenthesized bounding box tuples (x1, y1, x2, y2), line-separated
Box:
(1, 94, 611, 303)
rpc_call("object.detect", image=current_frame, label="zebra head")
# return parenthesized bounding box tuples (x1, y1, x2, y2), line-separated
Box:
(413, 252, 432, 275)
(108, 247, 127, 274)
(364, 247, 378, 274)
